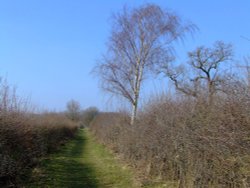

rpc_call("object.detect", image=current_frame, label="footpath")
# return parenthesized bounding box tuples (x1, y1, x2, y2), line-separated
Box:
(26, 129, 137, 188)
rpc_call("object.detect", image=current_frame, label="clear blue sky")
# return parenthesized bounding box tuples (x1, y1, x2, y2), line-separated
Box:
(0, 0, 249, 111)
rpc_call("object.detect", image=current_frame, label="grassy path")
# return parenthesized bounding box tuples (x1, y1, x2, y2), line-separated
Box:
(26, 129, 137, 188)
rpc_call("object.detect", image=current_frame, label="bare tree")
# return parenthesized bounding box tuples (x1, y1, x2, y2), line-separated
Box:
(66, 99, 81, 122)
(243, 57, 250, 88)
(164, 41, 233, 104)
(94, 4, 195, 124)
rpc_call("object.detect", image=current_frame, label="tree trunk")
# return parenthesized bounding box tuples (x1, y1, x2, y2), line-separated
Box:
(131, 99, 138, 125)
(130, 58, 142, 125)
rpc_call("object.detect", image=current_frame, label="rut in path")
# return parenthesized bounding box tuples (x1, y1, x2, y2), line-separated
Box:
(27, 129, 136, 188)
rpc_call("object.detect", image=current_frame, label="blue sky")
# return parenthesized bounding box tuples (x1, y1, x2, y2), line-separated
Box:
(0, 0, 249, 111)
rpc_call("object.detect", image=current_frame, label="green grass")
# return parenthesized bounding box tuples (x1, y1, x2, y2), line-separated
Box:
(25, 129, 175, 188)
(25, 129, 137, 188)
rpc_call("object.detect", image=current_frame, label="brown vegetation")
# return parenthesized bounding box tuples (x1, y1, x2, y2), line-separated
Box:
(0, 80, 78, 187)
(92, 5, 250, 187)
(91, 3, 250, 185)
(90, 73, 250, 187)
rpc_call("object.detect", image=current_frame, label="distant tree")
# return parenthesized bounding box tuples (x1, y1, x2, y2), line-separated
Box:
(81, 107, 99, 127)
(66, 99, 81, 121)
(163, 41, 233, 104)
(94, 4, 195, 124)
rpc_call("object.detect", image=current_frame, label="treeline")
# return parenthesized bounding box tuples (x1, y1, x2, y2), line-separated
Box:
(0, 80, 78, 187)
(65, 99, 99, 128)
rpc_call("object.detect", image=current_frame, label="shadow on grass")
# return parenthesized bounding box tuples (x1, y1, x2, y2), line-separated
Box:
(27, 129, 99, 188)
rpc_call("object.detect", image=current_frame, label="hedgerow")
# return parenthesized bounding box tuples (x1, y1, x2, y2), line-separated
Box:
(0, 80, 78, 187)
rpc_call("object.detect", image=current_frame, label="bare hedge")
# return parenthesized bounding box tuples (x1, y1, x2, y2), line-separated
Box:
(91, 94, 250, 187)
(0, 112, 78, 187)
(0, 80, 78, 187)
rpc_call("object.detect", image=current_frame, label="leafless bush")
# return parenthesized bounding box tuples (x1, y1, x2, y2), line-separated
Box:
(0, 80, 78, 187)
(91, 112, 128, 152)
(90, 80, 250, 187)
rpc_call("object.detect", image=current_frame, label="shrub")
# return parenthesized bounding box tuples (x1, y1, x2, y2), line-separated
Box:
(0, 112, 78, 187)
(0, 80, 78, 187)
(90, 94, 250, 187)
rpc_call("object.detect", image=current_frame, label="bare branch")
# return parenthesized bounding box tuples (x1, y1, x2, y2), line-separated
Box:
(163, 41, 233, 104)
